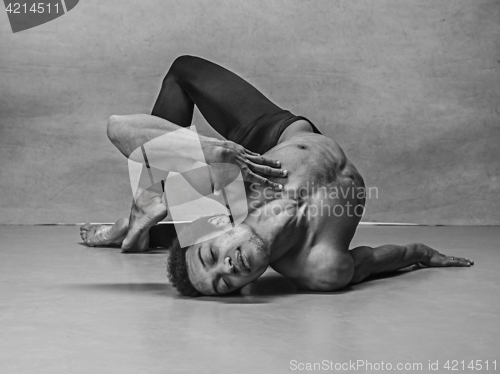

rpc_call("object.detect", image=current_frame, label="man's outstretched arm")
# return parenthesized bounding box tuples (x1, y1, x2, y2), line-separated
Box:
(349, 243, 474, 285)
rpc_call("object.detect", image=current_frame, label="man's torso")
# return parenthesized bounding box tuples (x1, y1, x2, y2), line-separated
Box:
(246, 120, 365, 287)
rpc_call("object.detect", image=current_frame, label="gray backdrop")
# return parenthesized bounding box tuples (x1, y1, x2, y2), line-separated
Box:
(1, 0, 499, 225)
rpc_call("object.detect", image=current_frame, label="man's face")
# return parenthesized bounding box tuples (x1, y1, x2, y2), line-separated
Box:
(185, 216, 269, 295)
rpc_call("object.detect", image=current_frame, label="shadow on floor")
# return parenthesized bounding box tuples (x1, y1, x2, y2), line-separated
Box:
(288, 267, 417, 295)
(66, 282, 174, 296)
(63, 266, 420, 303)
(195, 273, 298, 304)
(77, 242, 170, 254)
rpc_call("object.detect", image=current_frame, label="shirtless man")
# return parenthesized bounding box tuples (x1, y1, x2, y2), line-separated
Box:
(80, 55, 473, 297)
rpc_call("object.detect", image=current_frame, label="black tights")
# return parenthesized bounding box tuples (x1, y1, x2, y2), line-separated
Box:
(150, 55, 318, 155)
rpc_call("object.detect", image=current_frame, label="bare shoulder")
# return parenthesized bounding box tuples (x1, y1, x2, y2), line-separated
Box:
(272, 242, 355, 292)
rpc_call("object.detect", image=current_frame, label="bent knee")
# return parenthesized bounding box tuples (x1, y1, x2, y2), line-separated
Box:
(167, 55, 197, 78)
(107, 115, 122, 143)
(172, 54, 197, 67)
(165, 55, 207, 85)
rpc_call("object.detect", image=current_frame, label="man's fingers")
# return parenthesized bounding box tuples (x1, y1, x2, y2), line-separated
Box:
(446, 256, 473, 267)
(246, 154, 282, 168)
(247, 171, 283, 190)
(249, 162, 288, 178)
(244, 149, 260, 156)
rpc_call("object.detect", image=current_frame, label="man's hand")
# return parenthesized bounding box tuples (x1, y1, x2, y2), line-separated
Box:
(202, 139, 286, 192)
(416, 243, 474, 267)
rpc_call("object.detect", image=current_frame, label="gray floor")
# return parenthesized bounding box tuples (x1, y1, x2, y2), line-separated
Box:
(0, 225, 498, 374)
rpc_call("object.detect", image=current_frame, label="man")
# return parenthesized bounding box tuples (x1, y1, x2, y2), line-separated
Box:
(81, 55, 473, 297)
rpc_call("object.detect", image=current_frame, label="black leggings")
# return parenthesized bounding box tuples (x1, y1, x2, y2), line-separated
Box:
(151, 55, 320, 155)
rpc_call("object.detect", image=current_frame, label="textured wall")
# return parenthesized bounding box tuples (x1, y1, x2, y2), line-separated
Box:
(1, 0, 499, 224)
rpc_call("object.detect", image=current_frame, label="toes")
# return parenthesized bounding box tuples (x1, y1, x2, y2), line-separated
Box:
(80, 224, 89, 242)
(88, 227, 108, 247)
(80, 229, 88, 243)
(81, 223, 91, 231)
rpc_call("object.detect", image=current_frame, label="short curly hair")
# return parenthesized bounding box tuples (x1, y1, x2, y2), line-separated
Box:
(166, 214, 227, 297)
(166, 237, 201, 297)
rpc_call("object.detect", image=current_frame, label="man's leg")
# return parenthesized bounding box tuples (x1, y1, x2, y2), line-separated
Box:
(151, 55, 286, 146)
(82, 56, 286, 251)
(127, 56, 290, 251)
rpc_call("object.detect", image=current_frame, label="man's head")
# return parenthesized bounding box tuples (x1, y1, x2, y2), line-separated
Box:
(167, 214, 270, 296)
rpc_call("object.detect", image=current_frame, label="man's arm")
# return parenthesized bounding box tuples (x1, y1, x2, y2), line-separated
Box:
(349, 243, 474, 285)
(107, 114, 285, 190)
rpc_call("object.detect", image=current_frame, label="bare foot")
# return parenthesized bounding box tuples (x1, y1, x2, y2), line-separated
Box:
(80, 217, 129, 247)
(121, 182, 168, 252)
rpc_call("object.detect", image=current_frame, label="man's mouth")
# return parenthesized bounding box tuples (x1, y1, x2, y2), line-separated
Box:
(237, 249, 251, 273)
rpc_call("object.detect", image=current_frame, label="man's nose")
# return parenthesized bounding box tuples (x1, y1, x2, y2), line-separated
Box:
(219, 256, 234, 275)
